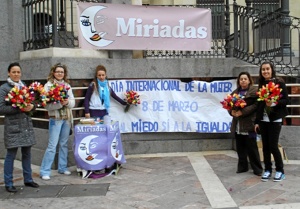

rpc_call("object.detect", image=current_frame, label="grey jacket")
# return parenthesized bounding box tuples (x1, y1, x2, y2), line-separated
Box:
(230, 85, 258, 133)
(0, 82, 36, 149)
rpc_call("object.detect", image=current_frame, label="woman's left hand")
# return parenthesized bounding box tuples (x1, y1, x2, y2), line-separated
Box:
(232, 110, 242, 117)
(61, 100, 69, 106)
(23, 104, 34, 112)
(235, 110, 242, 117)
(265, 101, 272, 107)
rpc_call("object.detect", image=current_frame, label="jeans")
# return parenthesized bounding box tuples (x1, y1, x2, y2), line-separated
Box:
(4, 146, 33, 187)
(40, 118, 70, 176)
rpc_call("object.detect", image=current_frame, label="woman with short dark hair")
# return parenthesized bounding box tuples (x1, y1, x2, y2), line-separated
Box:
(229, 71, 262, 176)
(0, 62, 39, 193)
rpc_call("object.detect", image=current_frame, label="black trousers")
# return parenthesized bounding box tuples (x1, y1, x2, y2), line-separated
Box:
(235, 133, 263, 174)
(259, 121, 284, 173)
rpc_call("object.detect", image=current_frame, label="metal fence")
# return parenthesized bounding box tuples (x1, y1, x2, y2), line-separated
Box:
(232, 3, 300, 77)
(22, 0, 105, 50)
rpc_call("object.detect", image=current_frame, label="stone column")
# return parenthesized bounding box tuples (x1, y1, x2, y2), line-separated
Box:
(278, 0, 294, 57)
(0, 0, 23, 63)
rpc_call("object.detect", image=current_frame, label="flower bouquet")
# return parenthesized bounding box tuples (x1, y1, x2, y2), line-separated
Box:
(47, 83, 70, 116)
(47, 83, 70, 104)
(5, 86, 34, 112)
(29, 81, 49, 107)
(124, 90, 140, 112)
(220, 93, 247, 111)
(256, 81, 282, 104)
(256, 81, 282, 114)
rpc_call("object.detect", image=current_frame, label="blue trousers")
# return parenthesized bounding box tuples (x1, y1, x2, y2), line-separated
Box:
(4, 146, 33, 187)
(40, 118, 70, 176)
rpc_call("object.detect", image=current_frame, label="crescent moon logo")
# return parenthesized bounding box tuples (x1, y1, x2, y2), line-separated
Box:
(111, 133, 123, 161)
(79, 5, 114, 47)
(78, 135, 103, 165)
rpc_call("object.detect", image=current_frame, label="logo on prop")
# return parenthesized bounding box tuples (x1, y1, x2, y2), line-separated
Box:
(110, 133, 123, 161)
(78, 135, 103, 165)
(79, 6, 114, 47)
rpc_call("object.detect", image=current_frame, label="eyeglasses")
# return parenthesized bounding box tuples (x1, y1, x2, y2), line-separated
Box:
(55, 71, 64, 74)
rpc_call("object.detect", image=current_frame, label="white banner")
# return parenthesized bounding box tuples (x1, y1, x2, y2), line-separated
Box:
(108, 79, 236, 133)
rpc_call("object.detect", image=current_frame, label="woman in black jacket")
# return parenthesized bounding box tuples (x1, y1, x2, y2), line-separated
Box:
(254, 61, 289, 182)
(230, 72, 262, 176)
(0, 62, 39, 192)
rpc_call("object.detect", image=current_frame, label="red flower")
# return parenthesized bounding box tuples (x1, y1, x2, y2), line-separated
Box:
(257, 81, 282, 104)
(220, 93, 247, 111)
(47, 83, 70, 104)
(29, 82, 49, 107)
(124, 90, 141, 112)
(5, 86, 34, 111)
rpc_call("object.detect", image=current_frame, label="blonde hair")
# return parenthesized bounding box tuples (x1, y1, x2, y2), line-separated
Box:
(47, 63, 70, 83)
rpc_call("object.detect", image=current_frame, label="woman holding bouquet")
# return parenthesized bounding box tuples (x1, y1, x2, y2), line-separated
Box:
(0, 62, 39, 193)
(84, 65, 126, 120)
(40, 63, 75, 180)
(229, 72, 263, 176)
(255, 61, 289, 182)
(82, 65, 126, 178)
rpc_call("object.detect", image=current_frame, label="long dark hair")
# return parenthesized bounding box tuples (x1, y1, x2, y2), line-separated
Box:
(258, 61, 276, 88)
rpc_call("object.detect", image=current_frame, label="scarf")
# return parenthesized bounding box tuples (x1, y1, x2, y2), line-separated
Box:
(7, 77, 24, 88)
(54, 78, 65, 85)
(238, 88, 248, 97)
(97, 79, 110, 112)
(51, 79, 73, 127)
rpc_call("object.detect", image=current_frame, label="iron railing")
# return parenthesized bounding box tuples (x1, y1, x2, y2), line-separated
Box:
(232, 3, 300, 77)
(144, 1, 229, 58)
(22, 0, 106, 51)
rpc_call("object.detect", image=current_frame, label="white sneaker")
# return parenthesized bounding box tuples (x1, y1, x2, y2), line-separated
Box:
(41, 176, 50, 180)
(63, 170, 71, 175)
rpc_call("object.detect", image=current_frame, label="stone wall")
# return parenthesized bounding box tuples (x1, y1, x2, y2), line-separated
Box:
(279, 126, 300, 160)
(1, 53, 252, 81)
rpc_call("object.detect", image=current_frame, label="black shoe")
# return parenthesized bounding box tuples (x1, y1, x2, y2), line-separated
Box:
(24, 182, 39, 188)
(236, 169, 248, 173)
(5, 186, 17, 193)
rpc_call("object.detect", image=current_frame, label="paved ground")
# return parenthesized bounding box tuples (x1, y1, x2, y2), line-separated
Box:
(1, 151, 300, 209)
